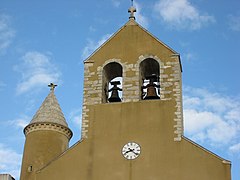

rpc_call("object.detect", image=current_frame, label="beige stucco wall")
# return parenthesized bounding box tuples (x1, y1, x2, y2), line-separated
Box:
(36, 100, 231, 180)
(20, 129, 70, 180)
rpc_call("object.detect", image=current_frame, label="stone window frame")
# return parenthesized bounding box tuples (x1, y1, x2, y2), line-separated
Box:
(101, 59, 124, 103)
(137, 55, 162, 100)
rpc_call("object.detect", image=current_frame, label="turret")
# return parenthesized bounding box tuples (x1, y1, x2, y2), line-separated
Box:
(20, 83, 72, 180)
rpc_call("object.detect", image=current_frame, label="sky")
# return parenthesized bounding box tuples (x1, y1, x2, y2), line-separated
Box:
(0, 0, 239, 179)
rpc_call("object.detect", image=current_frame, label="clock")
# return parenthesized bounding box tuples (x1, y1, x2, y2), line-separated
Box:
(122, 142, 141, 160)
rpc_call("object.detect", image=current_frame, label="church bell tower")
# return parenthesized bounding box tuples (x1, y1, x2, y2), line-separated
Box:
(81, 7, 183, 141)
(23, 4, 231, 180)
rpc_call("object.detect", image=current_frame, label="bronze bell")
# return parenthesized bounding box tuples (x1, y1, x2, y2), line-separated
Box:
(142, 74, 160, 100)
(108, 81, 122, 102)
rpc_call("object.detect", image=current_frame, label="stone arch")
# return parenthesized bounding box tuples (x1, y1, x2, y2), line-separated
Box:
(139, 57, 160, 100)
(102, 61, 123, 103)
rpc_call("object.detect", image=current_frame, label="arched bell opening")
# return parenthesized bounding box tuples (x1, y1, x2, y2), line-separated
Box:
(102, 62, 123, 103)
(140, 58, 160, 100)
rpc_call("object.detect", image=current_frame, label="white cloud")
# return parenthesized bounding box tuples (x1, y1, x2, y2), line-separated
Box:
(207, 120, 237, 144)
(182, 52, 195, 61)
(134, 1, 149, 28)
(183, 86, 240, 149)
(228, 14, 240, 32)
(225, 108, 240, 121)
(7, 115, 30, 129)
(0, 143, 22, 179)
(184, 109, 220, 134)
(0, 115, 30, 131)
(112, 0, 121, 8)
(14, 51, 61, 95)
(89, 26, 96, 32)
(16, 119, 29, 128)
(229, 143, 240, 153)
(154, 0, 215, 30)
(82, 34, 112, 60)
(0, 14, 15, 54)
(69, 108, 82, 127)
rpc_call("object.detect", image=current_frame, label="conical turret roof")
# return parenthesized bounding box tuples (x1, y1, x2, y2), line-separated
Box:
(29, 89, 68, 127)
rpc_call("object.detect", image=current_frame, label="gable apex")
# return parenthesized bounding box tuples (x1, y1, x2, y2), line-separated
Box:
(84, 19, 179, 64)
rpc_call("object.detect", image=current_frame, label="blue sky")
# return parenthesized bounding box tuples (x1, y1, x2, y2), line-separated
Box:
(0, 0, 239, 179)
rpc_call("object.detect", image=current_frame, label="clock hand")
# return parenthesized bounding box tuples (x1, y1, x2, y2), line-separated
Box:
(124, 149, 131, 155)
(124, 148, 134, 155)
(129, 148, 139, 155)
(132, 151, 139, 155)
(124, 151, 130, 155)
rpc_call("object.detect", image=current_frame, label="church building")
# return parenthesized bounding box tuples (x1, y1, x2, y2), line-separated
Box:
(19, 5, 231, 180)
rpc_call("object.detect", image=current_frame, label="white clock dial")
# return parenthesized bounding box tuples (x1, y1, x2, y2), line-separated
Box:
(122, 142, 141, 160)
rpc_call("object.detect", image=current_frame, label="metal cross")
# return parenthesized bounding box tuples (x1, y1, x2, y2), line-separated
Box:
(128, 0, 136, 20)
(48, 83, 57, 91)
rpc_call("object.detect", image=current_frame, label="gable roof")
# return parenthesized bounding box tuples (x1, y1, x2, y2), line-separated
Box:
(84, 19, 180, 63)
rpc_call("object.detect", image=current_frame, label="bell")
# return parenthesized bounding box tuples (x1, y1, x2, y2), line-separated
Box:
(108, 81, 122, 102)
(143, 74, 160, 100)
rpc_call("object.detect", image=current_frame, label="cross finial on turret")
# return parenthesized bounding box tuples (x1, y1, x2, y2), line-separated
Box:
(48, 83, 57, 91)
(128, 0, 136, 20)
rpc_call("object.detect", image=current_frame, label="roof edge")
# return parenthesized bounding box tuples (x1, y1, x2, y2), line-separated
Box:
(84, 19, 179, 63)
(84, 20, 131, 63)
(135, 21, 178, 55)
(182, 136, 231, 164)
(36, 139, 85, 173)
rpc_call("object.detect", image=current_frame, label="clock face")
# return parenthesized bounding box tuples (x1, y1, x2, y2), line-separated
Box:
(122, 142, 141, 160)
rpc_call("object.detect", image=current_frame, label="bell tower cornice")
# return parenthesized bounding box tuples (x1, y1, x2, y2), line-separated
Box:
(24, 122, 72, 140)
